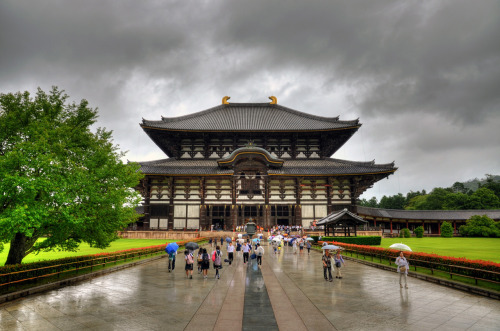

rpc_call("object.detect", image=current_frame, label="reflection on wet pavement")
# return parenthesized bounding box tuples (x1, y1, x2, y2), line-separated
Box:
(1, 242, 499, 330)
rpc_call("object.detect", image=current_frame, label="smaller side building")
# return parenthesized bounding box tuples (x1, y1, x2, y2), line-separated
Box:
(357, 206, 500, 236)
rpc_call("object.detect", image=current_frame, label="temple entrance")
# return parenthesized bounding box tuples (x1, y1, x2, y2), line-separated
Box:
(212, 219, 224, 231)
(277, 219, 289, 226)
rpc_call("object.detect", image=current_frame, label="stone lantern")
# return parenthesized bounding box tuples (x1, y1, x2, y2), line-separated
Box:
(246, 219, 257, 238)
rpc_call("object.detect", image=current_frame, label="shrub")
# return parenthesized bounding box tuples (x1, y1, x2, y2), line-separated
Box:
(323, 240, 500, 282)
(459, 215, 500, 237)
(399, 228, 411, 238)
(320, 236, 381, 245)
(414, 226, 424, 238)
(440, 221, 454, 238)
(310, 235, 319, 243)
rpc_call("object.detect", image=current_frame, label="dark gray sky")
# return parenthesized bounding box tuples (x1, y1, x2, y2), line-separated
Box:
(1, 0, 499, 200)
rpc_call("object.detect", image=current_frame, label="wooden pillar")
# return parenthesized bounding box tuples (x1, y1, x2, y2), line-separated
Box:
(453, 221, 457, 235)
(168, 177, 175, 230)
(390, 219, 393, 234)
(438, 221, 441, 235)
(143, 177, 151, 230)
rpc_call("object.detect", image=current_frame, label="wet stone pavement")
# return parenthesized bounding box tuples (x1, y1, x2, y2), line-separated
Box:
(0, 243, 500, 330)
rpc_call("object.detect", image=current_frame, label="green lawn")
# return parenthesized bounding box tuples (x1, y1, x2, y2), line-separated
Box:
(0, 239, 174, 266)
(380, 238, 500, 263)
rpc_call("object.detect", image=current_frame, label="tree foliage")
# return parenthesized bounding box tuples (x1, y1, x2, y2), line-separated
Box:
(360, 178, 500, 211)
(459, 215, 500, 238)
(0, 87, 143, 265)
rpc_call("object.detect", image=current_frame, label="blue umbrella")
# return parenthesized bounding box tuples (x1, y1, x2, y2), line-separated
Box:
(252, 238, 259, 242)
(165, 242, 179, 254)
(225, 237, 232, 242)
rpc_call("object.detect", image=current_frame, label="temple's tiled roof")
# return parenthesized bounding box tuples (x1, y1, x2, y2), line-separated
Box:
(141, 103, 359, 132)
(136, 158, 396, 176)
(268, 159, 395, 175)
(137, 159, 233, 175)
(356, 206, 500, 221)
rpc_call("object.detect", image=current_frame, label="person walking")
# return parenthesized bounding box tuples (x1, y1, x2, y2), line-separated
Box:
(220, 237, 224, 246)
(306, 241, 312, 255)
(227, 242, 234, 265)
(396, 251, 409, 288)
(334, 250, 346, 279)
(209, 238, 213, 248)
(272, 240, 278, 254)
(256, 243, 264, 266)
(168, 251, 176, 272)
(197, 248, 203, 274)
(242, 240, 251, 264)
(201, 248, 210, 279)
(213, 246, 223, 279)
(292, 239, 298, 254)
(299, 240, 304, 254)
(322, 250, 333, 282)
(184, 250, 194, 279)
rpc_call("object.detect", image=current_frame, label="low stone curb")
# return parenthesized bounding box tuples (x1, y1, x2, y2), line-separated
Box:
(0, 254, 167, 305)
(344, 255, 500, 300)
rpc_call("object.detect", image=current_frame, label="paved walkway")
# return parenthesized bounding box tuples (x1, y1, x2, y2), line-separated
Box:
(1, 243, 500, 330)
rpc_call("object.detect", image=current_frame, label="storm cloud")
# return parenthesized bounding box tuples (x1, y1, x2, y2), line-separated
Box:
(1, 0, 499, 199)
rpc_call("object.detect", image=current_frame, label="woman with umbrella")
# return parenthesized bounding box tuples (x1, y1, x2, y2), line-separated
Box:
(306, 240, 312, 255)
(396, 251, 409, 288)
(322, 249, 333, 282)
(165, 242, 179, 272)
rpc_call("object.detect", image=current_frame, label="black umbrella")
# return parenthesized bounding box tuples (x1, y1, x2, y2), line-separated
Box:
(185, 242, 199, 250)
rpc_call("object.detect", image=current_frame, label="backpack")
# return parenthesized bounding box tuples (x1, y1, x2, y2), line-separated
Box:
(186, 254, 193, 264)
(214, 251, 221, 266)
(202, 253, 209, 262)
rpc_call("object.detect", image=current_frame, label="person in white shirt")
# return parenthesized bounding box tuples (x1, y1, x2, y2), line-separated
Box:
(256, 243, 265, 266)
(242, 241, 251, 264)
(227, 242, 235, 265)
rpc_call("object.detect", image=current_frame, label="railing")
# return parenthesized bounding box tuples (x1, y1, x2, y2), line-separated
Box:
(0, 248, 163, 294)
(342, 248, 500, 287)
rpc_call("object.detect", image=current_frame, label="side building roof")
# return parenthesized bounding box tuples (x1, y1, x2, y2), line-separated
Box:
(356, 206, 500, 221)
(141, 103, 360, 132)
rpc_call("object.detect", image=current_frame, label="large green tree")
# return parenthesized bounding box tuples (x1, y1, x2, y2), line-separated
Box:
(0, 87, 143, 265)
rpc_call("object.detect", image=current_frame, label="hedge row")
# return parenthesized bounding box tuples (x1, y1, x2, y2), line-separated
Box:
(324, 240, 500, 282)
(0, 238, 206, 285)
(320, 236, 381, 245)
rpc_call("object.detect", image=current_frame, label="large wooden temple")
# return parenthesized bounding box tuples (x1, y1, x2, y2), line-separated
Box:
(134, 96, 397, 231)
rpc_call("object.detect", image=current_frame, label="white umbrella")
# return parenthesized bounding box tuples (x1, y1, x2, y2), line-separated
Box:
(305, 238, 314, 241)
(322, 245, 341, 250)
(389, 243, 412, 252)
(237, 233, 242, 239)
(273, 237, 282, 242)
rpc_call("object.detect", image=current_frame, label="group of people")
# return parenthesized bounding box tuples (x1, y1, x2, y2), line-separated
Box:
(167, 238, 410, 288)
(322, 249, 346, 282)
(176, 238, 268, 280)
(181, 245, 224, 279)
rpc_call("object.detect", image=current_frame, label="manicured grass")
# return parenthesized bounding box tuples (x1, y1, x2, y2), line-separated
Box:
(380, 238, 500, 263)
(0, 239, 174, 266)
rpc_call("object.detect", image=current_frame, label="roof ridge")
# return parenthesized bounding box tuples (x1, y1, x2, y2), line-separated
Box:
(141, 102, 359, 125)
